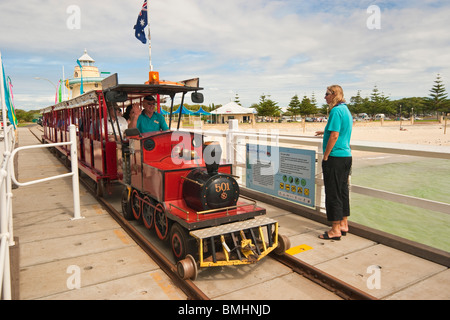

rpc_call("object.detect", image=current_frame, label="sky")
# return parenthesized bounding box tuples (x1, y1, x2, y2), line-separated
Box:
(0, 0, 449, 111)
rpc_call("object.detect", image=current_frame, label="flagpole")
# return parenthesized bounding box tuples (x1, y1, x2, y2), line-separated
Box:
(62, 66, 66, 101)
(55, 81, 58, 104)
(147, 4, 153, 71)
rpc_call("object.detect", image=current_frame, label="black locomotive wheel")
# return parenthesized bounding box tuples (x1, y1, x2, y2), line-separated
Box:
(131, 189, 141, 221)
(154, 203, 169, 240)
(170, 223, 196, 261)
(121, 187, 134, 220)
(142, 196, 154, 230)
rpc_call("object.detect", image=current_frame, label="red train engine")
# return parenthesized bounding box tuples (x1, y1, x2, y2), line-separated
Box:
(42, 76, 289, 280)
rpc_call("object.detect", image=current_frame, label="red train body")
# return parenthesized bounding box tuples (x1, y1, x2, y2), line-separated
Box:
(41, 76, 288, 279)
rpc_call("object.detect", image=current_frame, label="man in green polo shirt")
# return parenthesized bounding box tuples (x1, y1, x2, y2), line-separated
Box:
(129, 96, 169, 133)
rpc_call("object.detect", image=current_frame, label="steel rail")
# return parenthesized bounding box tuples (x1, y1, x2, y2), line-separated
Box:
(35, 126, 377, 300)
(29, 126, 209, 300)
(83, 175, 376, 300)
(81, 179, 210, 301)
(271, 252, 377, 300)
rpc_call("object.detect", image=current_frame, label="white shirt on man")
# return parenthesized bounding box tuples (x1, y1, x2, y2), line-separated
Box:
(107, 115, 128, 136)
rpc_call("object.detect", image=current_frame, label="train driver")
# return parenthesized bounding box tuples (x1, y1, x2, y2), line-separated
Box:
(129, 95, 169, 133)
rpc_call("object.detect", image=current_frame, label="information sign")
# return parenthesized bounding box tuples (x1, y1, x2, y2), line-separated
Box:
(245, 144, 315, 208)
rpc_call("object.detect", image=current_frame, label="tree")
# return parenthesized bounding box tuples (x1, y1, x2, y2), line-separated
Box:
(427, 74, 448, 116)
(14, 109, 36, 122)
(349, 90, 369, 115)
(254, 94, 280, 118)
(299, 95, 317, 116)
(310, 92, 318, 110)
(209, 103, 217, 112)
(318, 103, 329, 115)
(287, 94, 301, 117)
(396, 97, 427, 117)
(234, 93, 241, 106)
(368, 85, 392, 116)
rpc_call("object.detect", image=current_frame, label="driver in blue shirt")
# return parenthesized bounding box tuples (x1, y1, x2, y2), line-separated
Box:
(129, 95, 169, 133)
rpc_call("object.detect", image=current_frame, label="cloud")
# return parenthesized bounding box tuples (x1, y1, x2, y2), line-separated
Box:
(0, 0, 449, 110)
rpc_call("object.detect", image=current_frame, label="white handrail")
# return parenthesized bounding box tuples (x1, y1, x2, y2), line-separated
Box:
(9, 125, 82, 220)
(1, 49, 14, 300)
(1, 124, 82, 300)
(0, 133, 14, 300)
(180, 121, 450, 216)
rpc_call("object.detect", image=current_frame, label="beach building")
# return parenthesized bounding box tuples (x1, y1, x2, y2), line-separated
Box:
(65, 50, 107, 98)
(210, 101, 256, 124)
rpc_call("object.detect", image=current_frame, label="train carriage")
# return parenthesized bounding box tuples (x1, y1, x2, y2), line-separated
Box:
(41, 74, 289, 280)
(41, 91, 119, 196)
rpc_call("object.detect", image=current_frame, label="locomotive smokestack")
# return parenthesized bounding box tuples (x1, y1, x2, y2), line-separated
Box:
(203, 141, 222, 176)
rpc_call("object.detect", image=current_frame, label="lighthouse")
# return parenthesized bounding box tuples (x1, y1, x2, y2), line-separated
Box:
(66, 49, 106, 98)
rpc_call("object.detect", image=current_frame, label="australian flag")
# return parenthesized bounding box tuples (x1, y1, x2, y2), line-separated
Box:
(134, 0, 148, 44)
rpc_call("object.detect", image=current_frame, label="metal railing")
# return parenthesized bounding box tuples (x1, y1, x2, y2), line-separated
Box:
(9, 125, 82, 220)
(181, 120, 450, 216)
(0, 124, 82, 300)
(0, 123, 15, 300)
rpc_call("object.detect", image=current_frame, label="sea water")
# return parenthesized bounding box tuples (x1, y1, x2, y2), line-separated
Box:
(350, 158, 450, 252)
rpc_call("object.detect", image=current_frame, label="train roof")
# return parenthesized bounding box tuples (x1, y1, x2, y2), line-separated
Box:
(41, 80, 203, 114)
(105, 83, 203, 98)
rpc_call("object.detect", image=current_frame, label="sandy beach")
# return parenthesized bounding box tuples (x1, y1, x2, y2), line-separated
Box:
(203, 120, 450, 147)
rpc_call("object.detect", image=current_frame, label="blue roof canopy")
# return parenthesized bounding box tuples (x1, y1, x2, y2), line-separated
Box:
(193, 106, 211, 115)
(172, 104, 196, 115)
(159, 108, 170, 115)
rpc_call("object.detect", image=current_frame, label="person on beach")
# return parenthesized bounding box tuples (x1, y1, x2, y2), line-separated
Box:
(315, 85, 353, 240)
(129, 95, 169, 133)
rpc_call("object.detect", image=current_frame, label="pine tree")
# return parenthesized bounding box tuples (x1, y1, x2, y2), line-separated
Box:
(349, 90, 368, 114)
(310, 92, 317, 108)
(299, 95, 317, 116)
(255, 94, 280, 118)
(287, 94, 301, 116)
(428, 74, 448, 115)
(234, 93, 241, 106)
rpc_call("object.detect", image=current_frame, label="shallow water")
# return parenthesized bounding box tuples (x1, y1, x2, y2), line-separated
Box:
(350, 158, 450, 252)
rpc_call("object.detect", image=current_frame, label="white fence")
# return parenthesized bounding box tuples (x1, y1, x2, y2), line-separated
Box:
(183, 120, 450, 216)
(180, 119, 450, 247)
(0, 124, 81, 300)
(0, 123, 15, 300)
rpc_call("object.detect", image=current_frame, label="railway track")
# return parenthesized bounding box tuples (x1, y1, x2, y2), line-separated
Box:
(31, 125, 376, 300)
(82, 179, 376, 300)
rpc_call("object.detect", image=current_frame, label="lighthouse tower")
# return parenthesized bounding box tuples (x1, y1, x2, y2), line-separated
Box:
(66, 49, 106, 98)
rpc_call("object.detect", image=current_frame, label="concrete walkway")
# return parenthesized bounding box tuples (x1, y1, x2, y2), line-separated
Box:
(12, 127, 186, 300)
(10, 126, 449, 300)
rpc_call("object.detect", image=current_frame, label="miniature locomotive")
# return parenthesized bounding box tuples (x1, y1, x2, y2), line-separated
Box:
(41, 73, 289, 279)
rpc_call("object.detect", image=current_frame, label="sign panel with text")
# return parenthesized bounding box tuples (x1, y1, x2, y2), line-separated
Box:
(245, 144, 315, 208)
